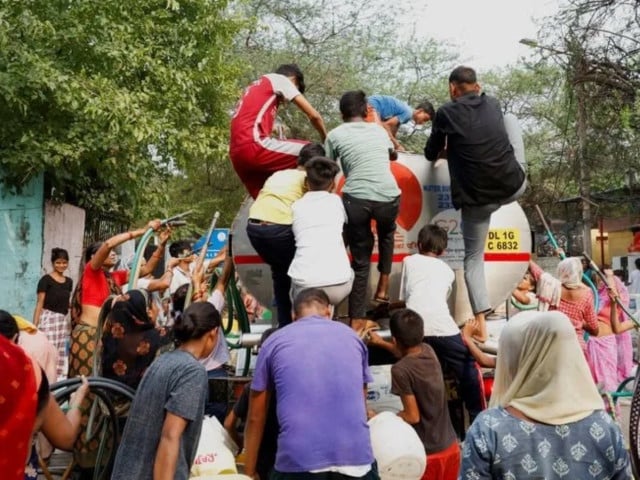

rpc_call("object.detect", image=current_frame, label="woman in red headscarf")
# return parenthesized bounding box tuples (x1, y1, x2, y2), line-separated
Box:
(0, 335, 38, 480)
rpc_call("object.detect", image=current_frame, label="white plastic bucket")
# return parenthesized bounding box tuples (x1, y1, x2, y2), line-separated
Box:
(368, 411, 426, 480)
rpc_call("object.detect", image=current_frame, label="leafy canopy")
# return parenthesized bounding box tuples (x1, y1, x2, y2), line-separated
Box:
(0, 0, 244, 220)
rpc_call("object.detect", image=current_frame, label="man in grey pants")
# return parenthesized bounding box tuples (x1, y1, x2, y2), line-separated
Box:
(424, 66, 526, 341)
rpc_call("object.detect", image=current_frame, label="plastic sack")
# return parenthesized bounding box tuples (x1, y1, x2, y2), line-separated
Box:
(190, 415, 240, 479)
(368, 411, 426, 480)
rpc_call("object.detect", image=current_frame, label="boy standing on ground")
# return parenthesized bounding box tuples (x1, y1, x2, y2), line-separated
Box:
(387, 309, 460, 480)
(370, 224, 484, 425)
(230, 64, 327, 199)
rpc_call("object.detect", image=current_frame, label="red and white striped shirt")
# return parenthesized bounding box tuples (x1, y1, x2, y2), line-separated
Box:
(230, 74, 301, 148)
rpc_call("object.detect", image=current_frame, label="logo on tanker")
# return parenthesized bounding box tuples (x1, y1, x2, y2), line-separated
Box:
(336, 162, 422, 231)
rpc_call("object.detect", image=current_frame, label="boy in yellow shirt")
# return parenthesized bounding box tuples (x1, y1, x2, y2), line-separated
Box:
(246, 143, 325, 326)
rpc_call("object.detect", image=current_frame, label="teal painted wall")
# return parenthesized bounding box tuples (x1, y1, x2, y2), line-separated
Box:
(0, 174, 44, 317)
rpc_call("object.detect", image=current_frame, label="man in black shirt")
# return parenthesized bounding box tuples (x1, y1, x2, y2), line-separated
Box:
(424, 66, 526, 341)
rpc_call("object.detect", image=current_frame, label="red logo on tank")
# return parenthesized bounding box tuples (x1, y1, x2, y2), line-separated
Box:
(336, 162, 422, 231)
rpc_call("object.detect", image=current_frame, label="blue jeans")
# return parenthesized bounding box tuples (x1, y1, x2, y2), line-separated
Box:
(246, 222, 295, 327)
(461, 180, 526, 314)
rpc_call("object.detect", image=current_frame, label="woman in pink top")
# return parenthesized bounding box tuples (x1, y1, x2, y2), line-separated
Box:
(529, 257, 598, 357)
(584, 269, 631, 392)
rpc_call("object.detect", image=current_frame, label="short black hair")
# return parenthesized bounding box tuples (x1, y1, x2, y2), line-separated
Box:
(51, 248, 69, 263)
(298, 143, 325, 167)
(418, 224, 448, 255)
(339, 90, 367, 120)
(305, 157, 339, 191)
(275, 64, 305, 94)
(169, 240, 192, 259)
(635, 258, 640, 270)
(293, 288, 330, 316)
(389, 309, 424, 348)
(449, 66, 477, 85)
(415, 100, 435, 119)
(0, 310, 18, 341)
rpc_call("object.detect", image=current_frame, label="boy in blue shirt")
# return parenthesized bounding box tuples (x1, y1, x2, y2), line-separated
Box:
(366, 95, 434, 151)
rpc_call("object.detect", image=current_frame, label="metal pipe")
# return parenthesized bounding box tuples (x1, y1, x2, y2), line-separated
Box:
(228, 329, 498, 355)
(228, 329, 393, 348)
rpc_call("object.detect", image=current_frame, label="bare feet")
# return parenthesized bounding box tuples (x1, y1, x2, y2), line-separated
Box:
(467, 313, 488, 343)
(374, 273, 390, 303)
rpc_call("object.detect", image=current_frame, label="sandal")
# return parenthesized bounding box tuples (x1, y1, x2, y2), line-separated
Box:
(372, 295, 390, 304)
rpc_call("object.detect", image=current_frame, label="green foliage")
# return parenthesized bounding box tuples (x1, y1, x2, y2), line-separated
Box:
(526, 0, 640, 218)
(0, 0, 244, 222)
(231, 0, 458, 146)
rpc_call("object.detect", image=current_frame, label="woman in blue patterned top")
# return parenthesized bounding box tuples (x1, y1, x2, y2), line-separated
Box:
(460, 310, 631, 480)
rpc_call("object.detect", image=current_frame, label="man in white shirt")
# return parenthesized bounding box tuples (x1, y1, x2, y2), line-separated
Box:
(168, 240, 194, 294)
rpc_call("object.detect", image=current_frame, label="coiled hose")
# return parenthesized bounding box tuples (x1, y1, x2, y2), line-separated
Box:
(50, 377, 136, 480)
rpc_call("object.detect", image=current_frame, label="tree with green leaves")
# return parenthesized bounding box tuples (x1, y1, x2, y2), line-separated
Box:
(0, 0, 244, 223)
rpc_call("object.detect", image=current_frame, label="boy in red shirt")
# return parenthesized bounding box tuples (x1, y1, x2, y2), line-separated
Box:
(230, 64, 327, 198)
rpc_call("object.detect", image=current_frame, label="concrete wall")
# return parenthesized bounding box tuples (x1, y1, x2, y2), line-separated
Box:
(589, 229, 633, 267)
(609, 231, 633, 260)
(42, 202, 86, 288)
(0, 175, 44, 317)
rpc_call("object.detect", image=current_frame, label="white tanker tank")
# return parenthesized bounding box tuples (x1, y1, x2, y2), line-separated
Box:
(231, 114, 531, 325)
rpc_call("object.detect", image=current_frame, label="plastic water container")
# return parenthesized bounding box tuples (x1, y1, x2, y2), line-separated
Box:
(368, 412, 426, 480)
(367, 365, 402, 414)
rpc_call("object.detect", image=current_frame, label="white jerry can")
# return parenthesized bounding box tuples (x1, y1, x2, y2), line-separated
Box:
(368, 411, 427, 480)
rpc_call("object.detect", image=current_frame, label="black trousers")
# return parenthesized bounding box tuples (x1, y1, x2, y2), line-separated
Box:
(424, 334, 485, 423)
(342, 193, 399, 319)
(246, 222, 295, 327)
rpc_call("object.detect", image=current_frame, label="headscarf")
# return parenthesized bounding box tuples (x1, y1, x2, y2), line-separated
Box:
(112, 290, 152, 330)
(557, 257, 584, 289)
(490, 310, 603, 425)
(101, 289, 172, 389)
(536, 257, 584, 311)
(0, 335, 38, 479)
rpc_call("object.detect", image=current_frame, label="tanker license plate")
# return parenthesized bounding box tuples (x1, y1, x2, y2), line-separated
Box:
(486, 229, 520, 252)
